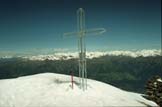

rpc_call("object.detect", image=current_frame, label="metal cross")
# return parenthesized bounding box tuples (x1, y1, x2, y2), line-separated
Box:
(63, 8, 106, 90)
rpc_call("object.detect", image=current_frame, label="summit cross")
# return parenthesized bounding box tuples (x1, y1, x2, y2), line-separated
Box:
(63, 8, 106, 90)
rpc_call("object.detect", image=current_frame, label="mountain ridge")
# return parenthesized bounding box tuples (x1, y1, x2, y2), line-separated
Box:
(0, 49, 161, 61)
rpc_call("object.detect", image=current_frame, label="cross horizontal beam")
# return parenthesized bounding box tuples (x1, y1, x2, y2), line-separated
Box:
(63, 28, 106, 38)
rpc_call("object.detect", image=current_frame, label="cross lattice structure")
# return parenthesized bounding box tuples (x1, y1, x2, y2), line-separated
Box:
(63, 8, 106, 90)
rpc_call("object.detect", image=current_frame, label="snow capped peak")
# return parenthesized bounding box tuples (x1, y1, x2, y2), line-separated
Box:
(0, 49, 161, 61)
(107, 49, 161, 57)
(0, 73, 158, 107)
(25, 49, 161, 61)
(22, 52, 78, 61)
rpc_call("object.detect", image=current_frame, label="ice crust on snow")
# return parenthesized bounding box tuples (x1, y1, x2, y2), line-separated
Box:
(157, 78, 162, 82)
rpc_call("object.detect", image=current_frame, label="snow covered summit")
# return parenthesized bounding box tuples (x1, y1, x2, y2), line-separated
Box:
(0, 73, 158, 107)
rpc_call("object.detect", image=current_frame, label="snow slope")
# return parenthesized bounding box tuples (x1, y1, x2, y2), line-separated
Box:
(0, 73, 158, 107)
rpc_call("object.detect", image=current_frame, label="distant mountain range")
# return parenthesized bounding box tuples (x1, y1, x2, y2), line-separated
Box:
(0, 51, 161, 93)
(0, 49, 161, 61)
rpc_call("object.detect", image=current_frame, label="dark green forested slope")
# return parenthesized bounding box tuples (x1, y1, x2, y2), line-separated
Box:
(0, 55, 161, 93)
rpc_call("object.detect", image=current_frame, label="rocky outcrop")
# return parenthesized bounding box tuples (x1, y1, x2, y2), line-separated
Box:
(145, 75, 162, 106)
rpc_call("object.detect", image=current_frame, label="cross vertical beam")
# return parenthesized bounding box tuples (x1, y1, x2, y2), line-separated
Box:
(77, 8, 87, 90)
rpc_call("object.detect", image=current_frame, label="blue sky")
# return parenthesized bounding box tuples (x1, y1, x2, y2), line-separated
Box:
(0, 0, 161, 53)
